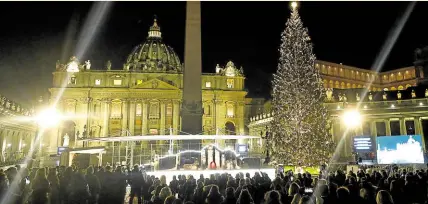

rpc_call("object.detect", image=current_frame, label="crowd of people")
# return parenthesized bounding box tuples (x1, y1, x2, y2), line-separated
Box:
(0, 164, 427, 204)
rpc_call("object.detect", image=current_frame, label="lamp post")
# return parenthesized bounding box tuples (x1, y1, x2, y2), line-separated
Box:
(342, 109, 362, 160)
(34, 108, 62, 165)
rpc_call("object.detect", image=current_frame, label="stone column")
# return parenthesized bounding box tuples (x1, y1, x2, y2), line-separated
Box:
(355, 124, 363, 136)
(18, 132, 23, 153)
(160, 100, 166, 135)
(78, 97, 91, 135)
(121, 99, 128, 136)
(399, 118, 406, 135)
(141, 100, 148, 135)
(129, 99, 136, 136)
(385, 119, 391, 136)
(0, 127, 5, 162)
(173, 99, 180, 135)
(102, 98, 112, 137)
(238, 101, 245, 135)
(30, 132, 35, 153)
(330, 119, 338, 142)
(370, 120, 377, 137)
(214, 99, 222, 132)
(415, 117, 422, 135)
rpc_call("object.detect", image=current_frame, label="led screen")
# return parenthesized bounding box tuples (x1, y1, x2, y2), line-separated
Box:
(376, 135, 424, 164)
(353, 136, 374, 152)
(238, 145, 248, 153)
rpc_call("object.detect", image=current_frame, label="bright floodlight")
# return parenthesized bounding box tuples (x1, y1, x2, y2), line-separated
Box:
(36, 108, 61, 128)
(291, 2, 298, 9)
(342, 110, 362, 128)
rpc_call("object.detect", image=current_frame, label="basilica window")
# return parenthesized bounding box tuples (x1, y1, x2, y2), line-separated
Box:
(136, 103, 142, 116)
(166, 103, 173, 116)
(204, 104, 211, 115)
(149, 102, 159, 119)
(226, 79, 234, 88)
(111, 102, 122, 118)
(69, 75, 77, 85)
(95, 79, 101, 85)
(113, 79, 122, 86)
(226, 103, 234, 118)
(65, 101, 76, 116)
(205, 81, 211, 88)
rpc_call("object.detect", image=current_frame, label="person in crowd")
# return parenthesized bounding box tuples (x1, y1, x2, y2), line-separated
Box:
(222, 187, 237, 204)
(31, 168, 50, 204)
(170, 175, 179, 195)
(159, 186, 173, 202)
(206, 185, 224, 204)
(376, 190, 394, 204)
(59, 166, 73, 204)
(165, 195, 176, 204)
(128, 165, 145, 204)
(237, 189, 254, 204)
(86, 166, 101, 204)
(68, 169, 90, 204)
(193, 181, 205, 204)
(47, 167, 60, 204)
(113, 166, 127, 204)
(264, 190, 282, 204)
(0, 171, 9, 200)
(288, 183, 301, 204)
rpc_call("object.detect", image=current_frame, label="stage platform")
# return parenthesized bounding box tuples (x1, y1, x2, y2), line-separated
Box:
(146, 168, 276, 183)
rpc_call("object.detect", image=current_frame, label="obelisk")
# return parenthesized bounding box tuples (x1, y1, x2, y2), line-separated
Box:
(182, 1, 203, 149)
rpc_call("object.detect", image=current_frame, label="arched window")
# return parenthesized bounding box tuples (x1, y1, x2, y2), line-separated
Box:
(111, 101, 122, 118)
(166, 103, 173, 116)
(136, 103, 142, 116)
(226, 103, 234, 118)
(149, 102, 159, 118)
(66, 101, 76, 116)
(323, 80, 328, 88)
(204, 104, 211, 115)
(346, 83, 351, 89)
(226, 79, 234, 88)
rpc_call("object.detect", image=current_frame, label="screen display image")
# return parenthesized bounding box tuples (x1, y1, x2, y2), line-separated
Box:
(237, 145, 247, 153)
(376, 135, 424, 164)
(353, 136, 374, 152)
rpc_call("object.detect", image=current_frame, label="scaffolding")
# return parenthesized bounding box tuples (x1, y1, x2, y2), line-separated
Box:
(81, 128, 261, 167)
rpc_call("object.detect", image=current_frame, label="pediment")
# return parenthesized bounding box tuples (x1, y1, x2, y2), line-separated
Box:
(131, 78, 179, 90)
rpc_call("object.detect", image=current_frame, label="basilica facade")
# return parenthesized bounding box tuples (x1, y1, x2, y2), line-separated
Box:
(47, 19, 247, 154)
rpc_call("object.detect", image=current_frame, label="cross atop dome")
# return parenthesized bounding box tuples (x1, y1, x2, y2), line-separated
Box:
(148, 15, 162, 39)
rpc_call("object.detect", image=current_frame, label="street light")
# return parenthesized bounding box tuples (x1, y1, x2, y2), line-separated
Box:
(342, 110, 363, 162)
(33, 107, 62, 163)
(35, 108, 61, 128)
(342, 110, 362, 128)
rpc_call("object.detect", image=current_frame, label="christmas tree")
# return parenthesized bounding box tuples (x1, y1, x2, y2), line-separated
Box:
(269, 2, 335, 166)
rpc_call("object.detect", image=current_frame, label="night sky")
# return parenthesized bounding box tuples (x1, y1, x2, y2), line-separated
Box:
(0, 1, 427, 107)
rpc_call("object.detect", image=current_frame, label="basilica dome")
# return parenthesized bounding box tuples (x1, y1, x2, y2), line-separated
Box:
(124, 18, 182, 72)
